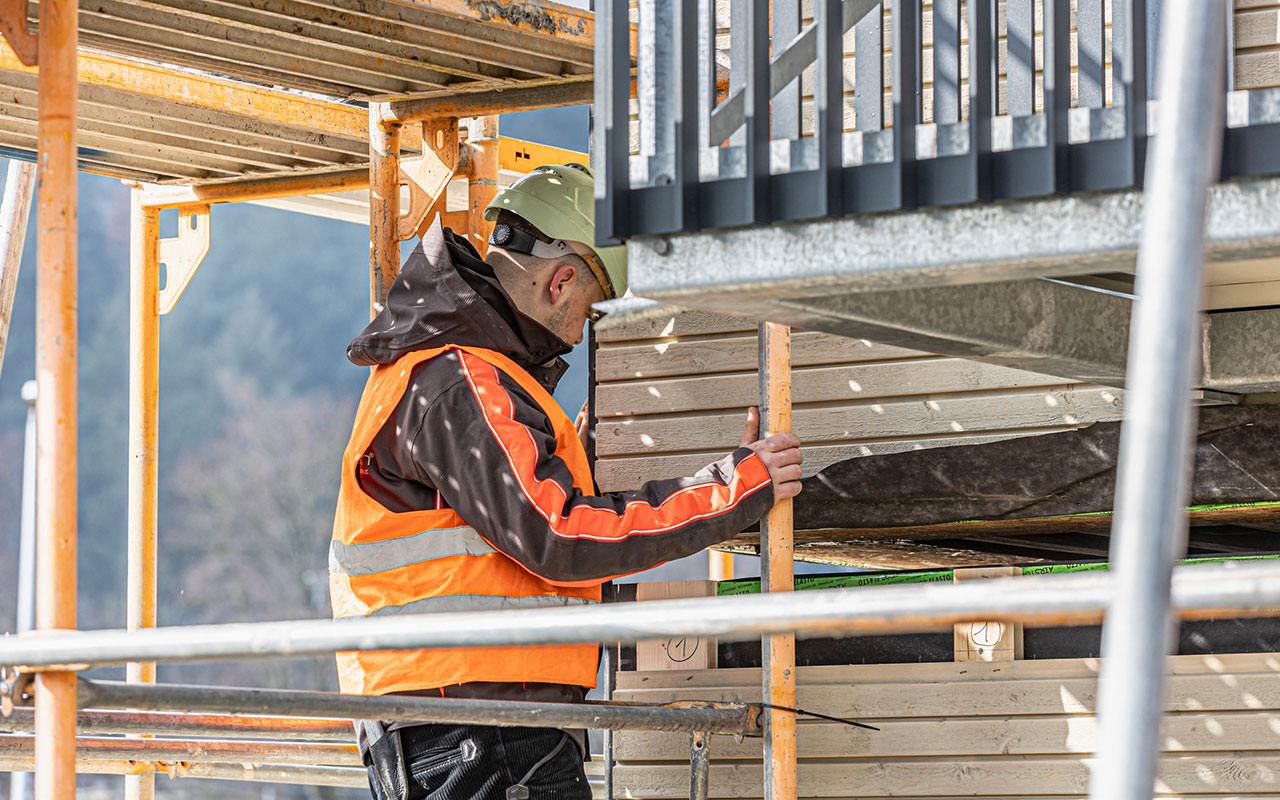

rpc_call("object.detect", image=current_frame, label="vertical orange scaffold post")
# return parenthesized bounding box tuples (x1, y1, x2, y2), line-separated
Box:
(126, 189, 160, 800)
(34, 0, 78, 797)
(759, 321, 797, 800)
(370, 112, 401, 318)
(466, 115, 499, 257)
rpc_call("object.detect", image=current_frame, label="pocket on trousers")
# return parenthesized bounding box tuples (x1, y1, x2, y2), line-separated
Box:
(408, 738, 478, 790)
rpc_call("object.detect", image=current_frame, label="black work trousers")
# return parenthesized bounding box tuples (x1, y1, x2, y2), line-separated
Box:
(365, 724, 592, 800)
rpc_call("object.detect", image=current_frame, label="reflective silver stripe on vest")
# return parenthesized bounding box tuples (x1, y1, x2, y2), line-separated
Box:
(329, 526, 497, 577)
(370, 593, 598, 616)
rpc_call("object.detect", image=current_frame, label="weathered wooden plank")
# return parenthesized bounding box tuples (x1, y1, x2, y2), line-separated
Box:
(614, 653, 1280, 712)
(1237, 9, 1280, 49)
(595, 386, 1123, 457)
(619, 651, 1277, 684)
(596, 310, 751, 342)
(597, 359, 1069, 417)
(596, 331, 920, 382)
(1207, 281, 1280, 311)
(1238, 49, 1280, 90)
(614, 711, 1280, 761)
(718, 538, 1043, 570)
(613, 755, 1280, 798)
(720, 503, 1280, 546)
(593, 432, 1049, 492)
(1238, 0, 1280, 11)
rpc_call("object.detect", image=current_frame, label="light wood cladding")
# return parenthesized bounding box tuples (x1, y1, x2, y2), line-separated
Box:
(592, 309, 1123, 495)
(612, 653, 1280, 798)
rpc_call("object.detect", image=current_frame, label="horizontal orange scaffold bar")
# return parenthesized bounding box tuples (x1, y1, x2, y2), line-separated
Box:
(0, 42, 367, 140)
(0, 756, 366, 788)
(0, 734, 360, 767)
(138, 168, 370, 211)
(139, 137, 585, 211)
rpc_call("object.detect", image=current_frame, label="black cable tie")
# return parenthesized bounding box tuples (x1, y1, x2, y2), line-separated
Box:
(756, 703, 879, 731)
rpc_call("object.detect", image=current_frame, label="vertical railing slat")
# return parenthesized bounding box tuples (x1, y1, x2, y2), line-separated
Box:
(969, 0, 994, 200)
(855, 1, 884, 132)
(593, 0, 631, 242)
(819, 0, 845, 214)
(1078, 0, 1106, 108)
(893, 0, 921, 207)
(730, 0, 749, 147)
(1045, 0, 1071, 188)
(674, 0, 699, 230)
(745, 0, 771, 222)
(773, 0, 802, 140)
(933, 0, 961, 124)
(1007, 0, 1035, 116)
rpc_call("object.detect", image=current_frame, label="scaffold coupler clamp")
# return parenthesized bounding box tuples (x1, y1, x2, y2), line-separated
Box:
(664, 699, 765, 741)
(0, 666, 33, 716)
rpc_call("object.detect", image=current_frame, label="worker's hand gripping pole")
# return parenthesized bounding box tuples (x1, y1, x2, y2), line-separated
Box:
(759, 321, 797, 800)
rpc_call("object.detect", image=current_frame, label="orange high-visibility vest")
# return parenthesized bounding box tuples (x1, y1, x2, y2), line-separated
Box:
(329, 345, 600, 696)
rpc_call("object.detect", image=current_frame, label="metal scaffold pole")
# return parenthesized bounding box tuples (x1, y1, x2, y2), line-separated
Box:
(3, 560, 1280, 670)
(10, 380, 37, 800)
(126, 188, 161, 800)
(1087, 2, 1228, 799)
(33, 0, 79, 796)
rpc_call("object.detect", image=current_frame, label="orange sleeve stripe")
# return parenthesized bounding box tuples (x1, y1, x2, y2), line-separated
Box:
(457, 350, 773, 543)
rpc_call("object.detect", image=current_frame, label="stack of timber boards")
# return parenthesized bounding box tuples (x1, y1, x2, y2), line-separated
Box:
(612, 653, 1280, 798)
(594, 311, 1280, 568)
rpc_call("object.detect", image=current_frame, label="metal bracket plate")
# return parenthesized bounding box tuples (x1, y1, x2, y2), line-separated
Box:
(157, 206, 211, 315)
(399, 118, 459, 241)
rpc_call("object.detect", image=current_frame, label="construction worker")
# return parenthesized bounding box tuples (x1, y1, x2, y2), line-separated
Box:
(329, 163, 802, 800)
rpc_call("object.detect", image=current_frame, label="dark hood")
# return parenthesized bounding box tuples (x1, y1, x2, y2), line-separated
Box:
(347, 217, 573, 388)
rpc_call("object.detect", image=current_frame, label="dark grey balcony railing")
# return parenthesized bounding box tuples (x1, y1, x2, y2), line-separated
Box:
(594, 0, 1280, 243)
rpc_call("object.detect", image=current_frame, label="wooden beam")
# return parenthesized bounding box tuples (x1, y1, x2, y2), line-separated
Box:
(759, 321, 796, 800)
(0, 41, 367, 140)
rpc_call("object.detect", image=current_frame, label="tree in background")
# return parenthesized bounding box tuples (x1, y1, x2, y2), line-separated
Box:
(159, 371, 355, 694)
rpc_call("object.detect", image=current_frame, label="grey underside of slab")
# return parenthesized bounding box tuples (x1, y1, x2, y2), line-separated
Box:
(623, 177, 1280, 393)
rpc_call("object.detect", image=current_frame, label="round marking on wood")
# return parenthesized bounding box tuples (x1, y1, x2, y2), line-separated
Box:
(969, 620, 1005, 648)
(663, 636, 700, 663)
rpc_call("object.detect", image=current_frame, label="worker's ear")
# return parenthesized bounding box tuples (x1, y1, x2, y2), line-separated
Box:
(548, 263, 577, 303)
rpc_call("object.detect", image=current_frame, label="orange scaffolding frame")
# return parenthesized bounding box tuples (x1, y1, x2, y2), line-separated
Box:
(0, 2, 802, 797)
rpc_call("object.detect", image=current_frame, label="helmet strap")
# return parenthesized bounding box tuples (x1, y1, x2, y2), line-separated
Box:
(489, 223, 615, 299)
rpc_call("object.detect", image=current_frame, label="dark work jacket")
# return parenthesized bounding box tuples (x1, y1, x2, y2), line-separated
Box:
(345, 218, 774, 752)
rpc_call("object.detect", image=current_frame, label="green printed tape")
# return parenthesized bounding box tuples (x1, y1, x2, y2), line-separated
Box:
(716, 553, 1280, 595)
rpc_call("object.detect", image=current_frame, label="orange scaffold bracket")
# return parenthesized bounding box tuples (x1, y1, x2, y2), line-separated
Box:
(0, 0, 37, 65)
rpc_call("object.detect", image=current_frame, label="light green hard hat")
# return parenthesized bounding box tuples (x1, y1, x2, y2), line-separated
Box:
(483, 162, 627, 300)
